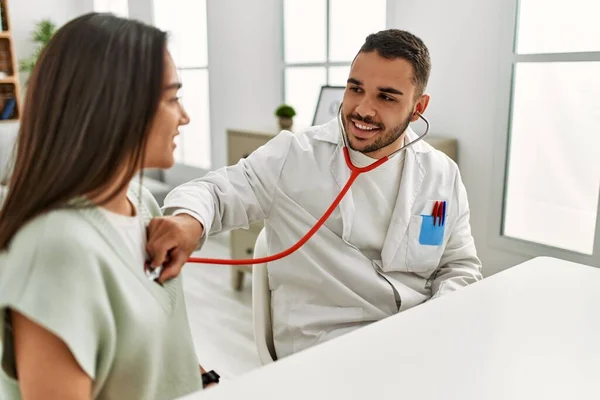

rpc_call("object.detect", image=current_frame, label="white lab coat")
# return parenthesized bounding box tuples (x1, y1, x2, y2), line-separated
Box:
(163, 118, 482, 358)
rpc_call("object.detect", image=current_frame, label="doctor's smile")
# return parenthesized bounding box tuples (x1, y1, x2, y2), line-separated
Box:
(347, 115, 383, 139)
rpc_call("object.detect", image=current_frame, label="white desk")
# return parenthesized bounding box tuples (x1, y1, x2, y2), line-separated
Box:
(182, 257, 600, 399)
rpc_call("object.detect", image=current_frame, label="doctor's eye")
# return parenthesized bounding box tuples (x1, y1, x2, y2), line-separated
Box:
(379, 94, 395, 102)
(349, 86, 363, 93)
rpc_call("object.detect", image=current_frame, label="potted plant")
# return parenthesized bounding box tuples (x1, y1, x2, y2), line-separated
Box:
(19, 19, 57, 83)
(275, 104, 296, 130)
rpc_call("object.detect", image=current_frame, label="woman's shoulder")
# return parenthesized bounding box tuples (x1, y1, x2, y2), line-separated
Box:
(0, 209, 105, 302)
(7, 208, 99, 259)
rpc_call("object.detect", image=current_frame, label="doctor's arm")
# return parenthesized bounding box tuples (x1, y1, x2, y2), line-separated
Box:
(430, 171, 483, 299)
(146, 132, 294, 280)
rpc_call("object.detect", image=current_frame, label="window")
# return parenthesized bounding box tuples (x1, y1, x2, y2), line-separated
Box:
(498, 0, 600, 262)
(153, 0, 211, 169)
(93, 0, 128, 17)
(283, 0, 386, 126)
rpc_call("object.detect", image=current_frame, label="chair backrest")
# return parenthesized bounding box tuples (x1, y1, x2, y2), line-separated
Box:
(252, 228, 277, 364)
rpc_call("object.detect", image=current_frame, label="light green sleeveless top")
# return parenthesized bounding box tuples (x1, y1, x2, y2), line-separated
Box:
(0, 182, 202, 399)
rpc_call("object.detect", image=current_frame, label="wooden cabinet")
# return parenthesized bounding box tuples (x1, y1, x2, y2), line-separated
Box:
(0, 0, 22, 124)
(226, 127, 458, 290)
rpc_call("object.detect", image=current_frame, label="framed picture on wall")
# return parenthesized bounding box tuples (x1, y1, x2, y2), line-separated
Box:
(312, 85, 345, 125)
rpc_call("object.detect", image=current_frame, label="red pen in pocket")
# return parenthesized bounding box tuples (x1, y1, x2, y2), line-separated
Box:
(432, 201, 440, 226)
(431, 201, 447, 226)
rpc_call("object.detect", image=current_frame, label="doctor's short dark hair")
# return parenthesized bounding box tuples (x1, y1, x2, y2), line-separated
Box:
(358, 29, 431, 97)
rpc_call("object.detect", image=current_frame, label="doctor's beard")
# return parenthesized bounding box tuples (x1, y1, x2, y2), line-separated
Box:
(344, 111, 412, 155)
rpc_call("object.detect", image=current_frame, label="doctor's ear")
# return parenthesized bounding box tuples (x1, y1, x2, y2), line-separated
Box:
(410, 94, 431, 122)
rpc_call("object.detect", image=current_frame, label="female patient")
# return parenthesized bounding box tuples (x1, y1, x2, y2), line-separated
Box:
(0, 13, 205, 399)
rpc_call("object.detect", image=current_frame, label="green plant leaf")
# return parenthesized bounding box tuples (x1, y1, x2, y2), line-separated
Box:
(32, 20, 57, 44)
(274, 104, 296, 118)
(20, 19, 57, 77)
(19, 58, 35, 73)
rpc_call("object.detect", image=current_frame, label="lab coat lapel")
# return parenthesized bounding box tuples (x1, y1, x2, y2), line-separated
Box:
(381, 144, 425, 270)
(329, 142, 355, 241)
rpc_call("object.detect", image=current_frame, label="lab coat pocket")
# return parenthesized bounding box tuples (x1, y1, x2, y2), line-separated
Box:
(418, 216, 445, 246)
(406, 215, 445, 274)
(289, 304, 364, 354)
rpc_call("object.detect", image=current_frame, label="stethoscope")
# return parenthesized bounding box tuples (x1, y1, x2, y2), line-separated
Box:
(147, 105, 430, 279)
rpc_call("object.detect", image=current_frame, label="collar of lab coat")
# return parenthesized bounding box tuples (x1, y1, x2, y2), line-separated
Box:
(315, 117, 429, 269)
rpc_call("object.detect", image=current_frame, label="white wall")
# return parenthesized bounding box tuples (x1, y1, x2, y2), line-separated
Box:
(391, 0, 529, 276)
(127, 0, 153, 24)
(206, 0, 283, 170)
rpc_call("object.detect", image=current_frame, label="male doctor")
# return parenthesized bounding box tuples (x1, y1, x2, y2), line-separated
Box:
(147, 29, 482, 358)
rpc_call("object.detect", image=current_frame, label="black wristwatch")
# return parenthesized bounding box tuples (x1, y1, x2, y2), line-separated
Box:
(202, 370, 220, 388)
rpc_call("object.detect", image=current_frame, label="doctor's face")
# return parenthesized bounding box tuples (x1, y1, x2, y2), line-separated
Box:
(342, 51, 430, 159)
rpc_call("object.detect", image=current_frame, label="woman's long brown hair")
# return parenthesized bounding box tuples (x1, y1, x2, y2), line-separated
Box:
(0, 13, 167, 250)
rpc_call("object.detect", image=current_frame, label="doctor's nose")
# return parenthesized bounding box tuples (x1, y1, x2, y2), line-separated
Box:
(355, 97, 377, 119)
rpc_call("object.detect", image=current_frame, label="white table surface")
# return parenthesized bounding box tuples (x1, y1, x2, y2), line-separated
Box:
(182, 257, 600, 399)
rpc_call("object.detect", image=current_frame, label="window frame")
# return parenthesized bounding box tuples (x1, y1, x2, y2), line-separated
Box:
(489, 0, 600, 267)
(151, 0, 212, 170)
(281, 0, 392, 116)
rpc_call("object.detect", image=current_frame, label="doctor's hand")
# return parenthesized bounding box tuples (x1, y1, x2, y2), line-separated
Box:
(146, 214, 204, 284)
